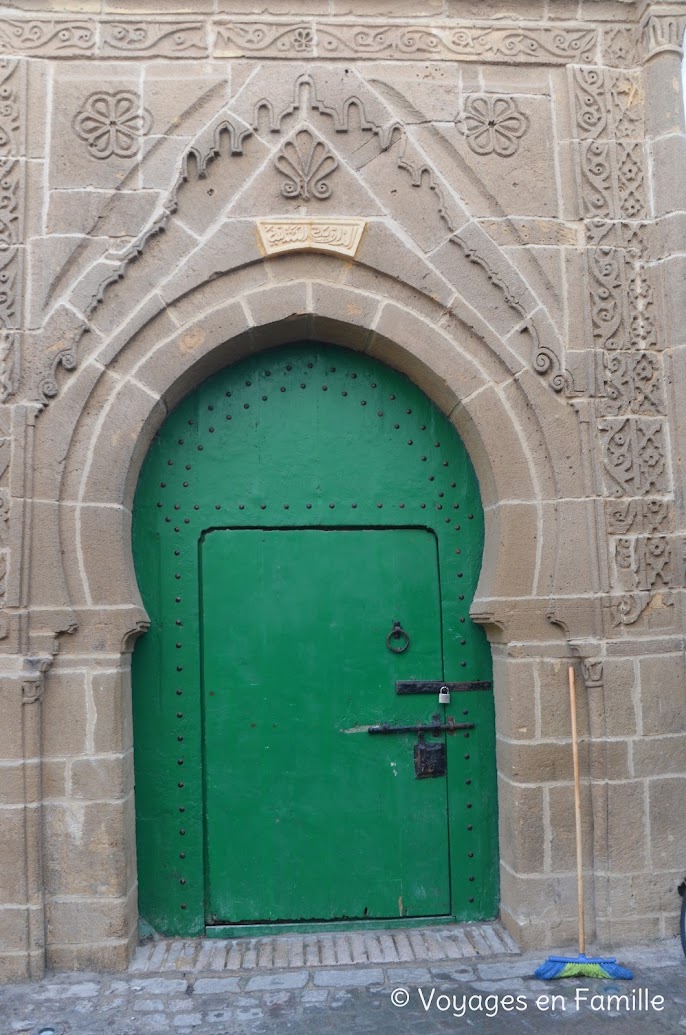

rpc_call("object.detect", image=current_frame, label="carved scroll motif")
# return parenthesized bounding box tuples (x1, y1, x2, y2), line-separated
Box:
(102, 22, 206, 56)
(0, 20, 94, 56)
(588, 245, 656, 353)
(599, 417, 668, 498)
(0, 59, 21, 402)
(602, 353, 665, 417)
(214, 21, 598, 63)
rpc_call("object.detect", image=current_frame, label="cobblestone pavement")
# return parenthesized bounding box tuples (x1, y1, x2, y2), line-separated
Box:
(1, 935, 684, 1035)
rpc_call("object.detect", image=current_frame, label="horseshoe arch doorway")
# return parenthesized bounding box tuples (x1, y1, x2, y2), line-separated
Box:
(132, 341, 498, 936)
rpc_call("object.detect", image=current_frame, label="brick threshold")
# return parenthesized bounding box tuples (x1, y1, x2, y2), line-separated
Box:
(130, 922, 520, 973)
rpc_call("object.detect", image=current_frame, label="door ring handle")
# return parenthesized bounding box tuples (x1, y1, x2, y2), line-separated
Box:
(386, 620, 410, 654)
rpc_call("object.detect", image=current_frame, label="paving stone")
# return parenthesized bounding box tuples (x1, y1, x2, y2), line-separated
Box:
(263, 990, 293, 1006)
(245, 971, 310, 991)
(206, 1008, 234, 1022)
(313, 967, 385, 987)
(170, 999, 194, 1011)
(136, 977, 188, 994)
(192, 976, 241, 993)
(236, 1007, 264, 1021)
(476, 960, 539, 979)
(172, 1013, 203, 1027)
(139, 1015, 169, 1032)
(386, 967, 433, 984)
(133, 997, 166, 1011)
(429, 964, 476, 981)
(472, 978, 527, 992)
(301, 989, 329, 1004)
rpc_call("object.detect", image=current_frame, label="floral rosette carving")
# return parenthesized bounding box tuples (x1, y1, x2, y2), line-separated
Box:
(72, 90, 152, 160)
(458, 95, 529, 158)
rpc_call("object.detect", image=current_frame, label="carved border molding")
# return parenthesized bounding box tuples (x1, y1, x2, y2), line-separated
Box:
(257, 219, 366, 258)
(214, 21, 599, 63)
(570, 59, 677, 633)
(0, 17, 601, 63)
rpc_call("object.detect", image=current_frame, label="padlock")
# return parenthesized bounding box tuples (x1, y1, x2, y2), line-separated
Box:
(438, 685, 451, 704)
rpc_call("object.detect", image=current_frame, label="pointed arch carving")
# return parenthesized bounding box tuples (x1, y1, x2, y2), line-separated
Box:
(32, 70, 570, 405)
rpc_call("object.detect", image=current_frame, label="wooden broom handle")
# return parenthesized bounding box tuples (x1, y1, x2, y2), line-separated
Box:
(569, 664, 585, 955)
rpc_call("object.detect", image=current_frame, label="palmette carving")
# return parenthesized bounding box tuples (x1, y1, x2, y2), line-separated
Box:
(274, 129, 338, 201)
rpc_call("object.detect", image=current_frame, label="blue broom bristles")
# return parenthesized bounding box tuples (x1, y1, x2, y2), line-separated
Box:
(534, 954, 633, 980)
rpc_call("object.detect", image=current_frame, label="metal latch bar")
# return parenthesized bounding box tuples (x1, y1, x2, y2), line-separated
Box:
(396, 680, 492, 696)
(368, 714, 474, 736)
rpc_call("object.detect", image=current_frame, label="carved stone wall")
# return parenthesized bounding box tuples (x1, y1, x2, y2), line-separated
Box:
(0, 0, 684, 980)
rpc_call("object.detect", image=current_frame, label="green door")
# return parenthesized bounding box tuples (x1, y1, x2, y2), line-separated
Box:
(203, 528, 448, 922)
(132, 342, 498, 937)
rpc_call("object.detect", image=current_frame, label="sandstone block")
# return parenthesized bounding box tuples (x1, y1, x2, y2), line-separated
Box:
(46, 939, 133, 973)
(632, 734, 686, 778)
(44, 799, 135, 898)
(46, 891, 136, 946)
(70, 755, 133, 800)
(369, 303, 488, 417)
(92, 670, 133, 755)
(648, 777, 686, 871)
(42, 670, 89, 759)
(639, 653, 686, 736)
(0, 808, 28, 903)
(491, 651, 537, 740)
(548, 783, 593, 873)
(497, 777, 545, 873)
(604, 781, 648, 872)
(0, 684, 23, 762)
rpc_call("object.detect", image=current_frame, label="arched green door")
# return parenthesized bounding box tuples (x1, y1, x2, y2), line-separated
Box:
(132, 343, 497, 936)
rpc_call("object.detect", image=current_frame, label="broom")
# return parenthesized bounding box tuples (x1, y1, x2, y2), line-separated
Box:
(534, 664, 633, 980)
